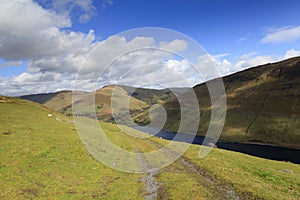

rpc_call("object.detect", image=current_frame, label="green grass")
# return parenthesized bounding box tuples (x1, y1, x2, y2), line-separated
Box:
(1, 96, 300, 199)
(184, 145, 300, 199)
(0, 97, 144, 199)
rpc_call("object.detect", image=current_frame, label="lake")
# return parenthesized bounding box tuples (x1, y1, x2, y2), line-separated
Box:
(133, 126, 300, 164)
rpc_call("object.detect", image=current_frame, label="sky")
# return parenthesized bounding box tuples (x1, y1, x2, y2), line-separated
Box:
(1, 0, 300, 96)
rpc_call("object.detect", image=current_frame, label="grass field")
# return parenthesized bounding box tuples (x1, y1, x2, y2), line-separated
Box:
(1, 96, 299, 199)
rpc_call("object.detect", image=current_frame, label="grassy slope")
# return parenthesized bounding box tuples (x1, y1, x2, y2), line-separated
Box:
(1, 96, 300, 199)
(135, 57, 300, 148)
(0, 97, 143, 199)
(216, 56, 300, 147)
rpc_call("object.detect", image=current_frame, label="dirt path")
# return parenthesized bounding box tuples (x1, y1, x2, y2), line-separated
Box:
(135, 147, 159, 200)
(144, 138, 240, 199)
(125, 131, 241, 200)
(179, 157, 240, 200)
(126, 133, 160, 200)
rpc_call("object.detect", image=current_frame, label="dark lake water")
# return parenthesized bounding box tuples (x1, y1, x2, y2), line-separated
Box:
(133, 126, 300, 164)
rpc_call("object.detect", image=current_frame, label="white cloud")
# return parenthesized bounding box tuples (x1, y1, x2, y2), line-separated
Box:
(111, 58, 199, 89)
(234, 53, 277, 68)
(13, 72, 61, 85)
(2, 48, 300, 96)
(284, 49, 300, 59)
(0, 32, 192, 95)
(159, 39, 188, 53)
(69, 37, 191, 91)
(261, 25, 300, 44)
(199, 52, 289, 79)
(204, 49, 299, 79)
(75, 37, 189, 78)
(0, 0, 95, 60)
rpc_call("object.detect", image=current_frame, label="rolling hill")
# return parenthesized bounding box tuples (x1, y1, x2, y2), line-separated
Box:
(20, 85, 177, 123)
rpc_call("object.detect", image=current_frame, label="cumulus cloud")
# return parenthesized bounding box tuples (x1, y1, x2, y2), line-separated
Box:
(203, 50, 300, 79)
(108, 58, 199, 89)
(0, 0, 97, 95)
(234, 53, 277, 68)
(1, 32, 192, 95)
(0, 1, 191, 96)
(261, 25, 300, 44)
(159, 39, 188, 53)
(209, 53, 276, 77)
(284, 49, 300, 59)
(2, 47, 300, 96)
(28, 35, 168, 75)
(0, 0, 95, 60)
(194, 51, 298, 81)
(72, 37, 192, 91)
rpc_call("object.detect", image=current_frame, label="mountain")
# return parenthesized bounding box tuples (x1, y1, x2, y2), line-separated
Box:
(136, 57, 300, 148)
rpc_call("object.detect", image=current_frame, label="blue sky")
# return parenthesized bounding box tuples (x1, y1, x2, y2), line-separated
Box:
(82, 0, 300, 56)
(1, 0, 300, 95)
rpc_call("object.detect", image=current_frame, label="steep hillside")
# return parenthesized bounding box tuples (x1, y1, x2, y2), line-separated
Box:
(218, 56, 300, 146)
(1, 96, 299, 199)
(139, 57, 300, 148)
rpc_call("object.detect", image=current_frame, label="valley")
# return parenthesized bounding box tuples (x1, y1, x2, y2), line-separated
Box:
(21, 57, 300, 149)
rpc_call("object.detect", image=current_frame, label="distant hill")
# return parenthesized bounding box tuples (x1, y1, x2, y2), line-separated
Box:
(62, 85, 150, 123)
(21, 90, 88, 111)
(119, 85, 189, 104)
(21, 92, 60, 104)
(20, 85, 180, 123)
